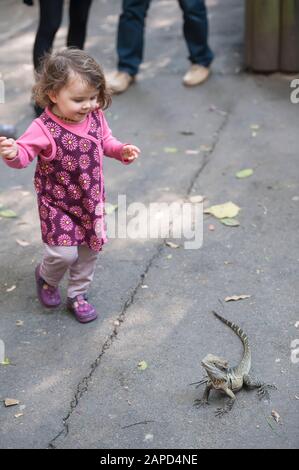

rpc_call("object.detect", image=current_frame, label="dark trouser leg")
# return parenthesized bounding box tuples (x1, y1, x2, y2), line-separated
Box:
(33, 0, 64, 71)
(178, 0, 214, 67)
(117, 0, 152, 76)
(68, 0, 93, 49)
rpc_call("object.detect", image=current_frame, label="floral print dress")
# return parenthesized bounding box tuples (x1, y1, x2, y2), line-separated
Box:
(33, 109, 121, 252)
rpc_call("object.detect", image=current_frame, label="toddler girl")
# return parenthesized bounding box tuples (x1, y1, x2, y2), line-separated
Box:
(0, 48, 140, 323)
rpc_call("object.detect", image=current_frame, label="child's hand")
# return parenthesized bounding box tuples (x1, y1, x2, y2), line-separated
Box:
(0, 136, 18, 160)
(121, 144, 140, 163)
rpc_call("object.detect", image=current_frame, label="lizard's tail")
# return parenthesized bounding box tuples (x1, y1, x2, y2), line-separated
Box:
(212, 311, 251, 375)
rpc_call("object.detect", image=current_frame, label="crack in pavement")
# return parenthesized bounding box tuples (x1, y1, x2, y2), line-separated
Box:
(48, 242, 165, 448)
(48, 111, 230, 449)
(186, 109, 231, 196)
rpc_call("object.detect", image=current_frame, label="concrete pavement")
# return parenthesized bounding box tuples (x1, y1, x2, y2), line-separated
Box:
(0, 0, 298, 449)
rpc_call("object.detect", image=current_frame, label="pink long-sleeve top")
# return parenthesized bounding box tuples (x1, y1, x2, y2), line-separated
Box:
(4, 107, 126, 169)
(3, 107, 128, 252)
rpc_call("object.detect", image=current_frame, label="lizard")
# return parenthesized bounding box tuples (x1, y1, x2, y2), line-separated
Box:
(193, 311, 276, 417)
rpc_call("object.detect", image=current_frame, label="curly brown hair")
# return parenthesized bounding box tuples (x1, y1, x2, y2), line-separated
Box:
(33, 48, 111, 110)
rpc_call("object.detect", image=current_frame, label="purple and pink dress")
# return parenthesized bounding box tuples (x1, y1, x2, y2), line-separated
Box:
(5, 107, 128, 252)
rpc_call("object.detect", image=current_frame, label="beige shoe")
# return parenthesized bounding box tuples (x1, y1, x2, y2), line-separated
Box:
(106, 71, 135, 94)
(183, 65, 210, 87)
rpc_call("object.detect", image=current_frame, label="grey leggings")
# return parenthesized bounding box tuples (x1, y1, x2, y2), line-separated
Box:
(40, 244, 98, 299)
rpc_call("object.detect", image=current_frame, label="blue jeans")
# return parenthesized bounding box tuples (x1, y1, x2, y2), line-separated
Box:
(117, 0, 214, 76)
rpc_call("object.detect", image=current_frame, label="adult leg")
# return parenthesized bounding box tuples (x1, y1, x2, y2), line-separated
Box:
(178, 0, 214, 67)
(117, 0, 152, 76)
(67, 0, 93, 49)
(33, 0, 64, 71)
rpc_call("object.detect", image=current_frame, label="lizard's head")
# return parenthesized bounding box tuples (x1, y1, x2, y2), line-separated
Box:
(201, 354, 229, 385)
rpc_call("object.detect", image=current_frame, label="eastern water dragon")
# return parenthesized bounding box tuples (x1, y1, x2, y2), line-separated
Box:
(193, 311, 276, 417)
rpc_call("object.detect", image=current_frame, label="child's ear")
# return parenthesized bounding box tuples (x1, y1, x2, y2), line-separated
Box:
(48, 92, 57, 104)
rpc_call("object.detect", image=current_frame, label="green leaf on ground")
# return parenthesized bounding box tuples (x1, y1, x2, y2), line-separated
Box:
(137, 361, 148, 371)
(105, 204, 118, 215)
(1, 358, 11, 366)
(204, 202, 240, 219)
(164, 147, 178, 153)
(220, 218, 240, 227)
(236, 168, 253, 179)
(0, 209, 17, 218)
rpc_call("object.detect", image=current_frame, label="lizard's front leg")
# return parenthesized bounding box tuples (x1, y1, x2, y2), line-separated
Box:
(215, 388, 236, 417)
(243, 375, 277, 401)
(189, 377, 208, 389)
(194, 383, 212, 408)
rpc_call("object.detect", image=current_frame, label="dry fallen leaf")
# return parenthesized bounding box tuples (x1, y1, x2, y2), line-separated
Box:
(16, 320, 24, 326)
(180, 130, 194, 136)
(204, 201, 240, 219)
(14, 413, 23, 419)
(189, 195, 205, 203)
(6, 285, 16, 293)
(224, 295, 251, 302)
(16, 239, 30, 247)
(209, 105, 227, 116)
(200, 145, 212, 152)
(271, 410, 281, 423)
(5, 399, 20, 407)
(165, 241, 180, 249)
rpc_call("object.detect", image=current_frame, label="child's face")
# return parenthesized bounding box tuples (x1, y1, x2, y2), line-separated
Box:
(50, 73, 98, 122)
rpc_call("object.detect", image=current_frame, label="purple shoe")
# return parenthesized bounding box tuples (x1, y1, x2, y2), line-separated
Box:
(35, 265, 61, 308)
(67, 294, 97, 323)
